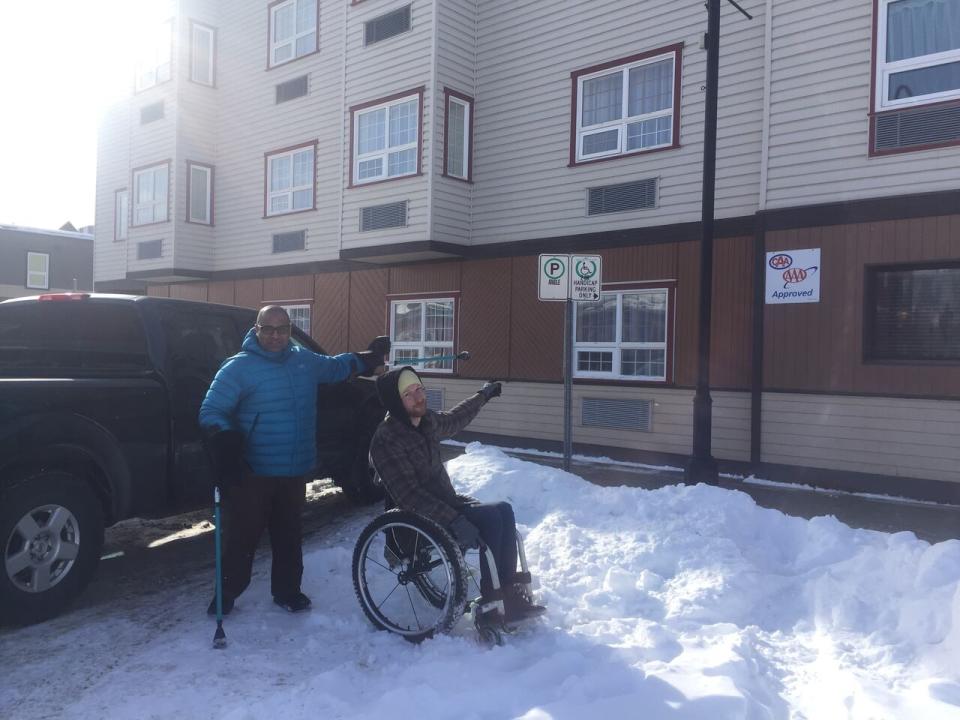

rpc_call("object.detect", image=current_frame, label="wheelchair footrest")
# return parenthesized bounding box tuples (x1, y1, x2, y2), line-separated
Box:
(513, 572, 533, 585)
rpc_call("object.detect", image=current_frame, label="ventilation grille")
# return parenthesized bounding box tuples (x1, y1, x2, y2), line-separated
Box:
(425, 387, 444, 412)
(588, 178, 657, 215)
(874, 103, 960, 151)
(365, 5, 411, 45)
(140, 102, 164, 124)
(276, 75, 309, 104)
(581, 397, 652, 432)
(360, 201, 407, 232)
(272, 230, 305, 253)
(136, 239, 163, 260)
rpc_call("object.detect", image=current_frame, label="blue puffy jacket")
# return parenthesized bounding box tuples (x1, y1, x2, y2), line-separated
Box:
(199, 328, 363, 477)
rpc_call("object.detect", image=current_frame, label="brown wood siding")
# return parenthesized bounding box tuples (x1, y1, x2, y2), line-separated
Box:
(207, 281, 235, 306)
(674, 241, 699, 386)
(600, 242, 678, 282)
(388, 262, 461, 294)
(147, 285, 170, 297)
(349, 269, 389, 350)
(263, 274, 313, 303)
(458, 258, 512, 380)
(233, 279, 264, 309)
(509, 255, 564, 381)
(711, 236, 753, 389)
(313, 272, 350, 354)
(764, 215, 960, 396)
(168, 283, 207, 302)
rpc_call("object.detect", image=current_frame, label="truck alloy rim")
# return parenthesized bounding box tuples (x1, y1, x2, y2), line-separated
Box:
(5, 504, 80, 593)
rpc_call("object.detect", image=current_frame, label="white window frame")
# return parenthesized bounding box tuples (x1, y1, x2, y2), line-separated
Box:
(353, 93, 420, 184)
(389, 297, 456, 373)
(575, 49, 678, 163)
(26, 252, 49, 290)
(282, 304, 311, 335)
(573, 288, 670, 382)
(135, 19, 173, 92)
(132, 163, 169, 226)
(269, 0, 317, 68)
(115, 189, 129, 241)
(190, 21, 216, 86)
(187, 163, 213, 225)
(875, 0, 960, 110)
(266, 145, 315, 217)
(445, 93, 472, 181)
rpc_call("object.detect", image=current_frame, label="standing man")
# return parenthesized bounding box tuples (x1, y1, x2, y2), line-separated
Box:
(200, 305, 389, 614)
(370, 366, 545, 622)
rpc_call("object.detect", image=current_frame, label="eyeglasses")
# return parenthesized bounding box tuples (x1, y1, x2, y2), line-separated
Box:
(257, 324, 291, 336)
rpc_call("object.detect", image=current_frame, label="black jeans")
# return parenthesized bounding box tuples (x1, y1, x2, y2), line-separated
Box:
(460, 501, 518, 598)
(221, 471, 307, 601)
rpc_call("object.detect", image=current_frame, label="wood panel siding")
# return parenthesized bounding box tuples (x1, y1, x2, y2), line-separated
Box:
(388, 262, 461, 295)
(207, 280, 235, 306)
(263, 274, 314, 302)
(762, 393, 960, 485)
(233, 278, 264, 309)
(764, 216, 960, 396)
(508, 256, 564, 381)
(313, 272, 350, 353)
(348, 268, 389, 348)
(458, 258, 512, 380)
(168, 283, 208, 302)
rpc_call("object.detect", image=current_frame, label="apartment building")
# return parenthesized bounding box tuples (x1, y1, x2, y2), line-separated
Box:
(93, 0, 960, 502)
(0, 225, 93, 301)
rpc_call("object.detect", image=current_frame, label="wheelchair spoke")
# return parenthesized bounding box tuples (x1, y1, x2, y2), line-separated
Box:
(365, 556, 397, 575)
(404, 585, 422, 631)
(374, 579, 402, 613)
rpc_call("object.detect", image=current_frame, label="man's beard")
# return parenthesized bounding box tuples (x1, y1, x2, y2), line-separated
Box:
(408, 400, 427, 418)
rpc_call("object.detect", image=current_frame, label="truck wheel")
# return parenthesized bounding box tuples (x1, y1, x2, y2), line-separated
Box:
(336, 448, 386, 506)
(0, 471, 104, 625)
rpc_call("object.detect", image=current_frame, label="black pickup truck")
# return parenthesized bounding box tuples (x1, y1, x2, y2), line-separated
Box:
(0, 293, 384, 624)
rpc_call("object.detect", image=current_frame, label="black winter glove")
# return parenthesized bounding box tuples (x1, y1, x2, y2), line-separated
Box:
(202, 428, 246, 488)
(449, 514, 482, 549)
(478, 381, 502, 402)
(355, 336, 391, 376)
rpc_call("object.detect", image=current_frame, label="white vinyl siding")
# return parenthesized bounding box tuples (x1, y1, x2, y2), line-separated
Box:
(135, 19, 173, 92)
(266, 146, 314, 216)
(190, 22, 216, 86)
(445, 95, 471, 179)
(270, 0, 317, 67)
(26, 252, 49, 290)
(574, 289, 669, 381)
(390, 298, 455, 372)
(354, 95, 420, 184)
(133, 164, 169, 225)
(114, 190, 129, 240)
(188, 163, 212, 224)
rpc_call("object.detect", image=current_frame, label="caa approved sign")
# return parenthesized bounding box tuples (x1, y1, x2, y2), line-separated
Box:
(765, 248, 820, 304)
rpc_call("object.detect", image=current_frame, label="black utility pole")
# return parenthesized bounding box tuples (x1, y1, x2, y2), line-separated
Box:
(686, 0, 752, 486)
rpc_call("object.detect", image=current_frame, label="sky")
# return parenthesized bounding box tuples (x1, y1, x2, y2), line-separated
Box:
(0, 1, 165, 231)
(2, 443, 959, 719)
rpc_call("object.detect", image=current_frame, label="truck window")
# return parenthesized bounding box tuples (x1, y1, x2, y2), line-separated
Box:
(0, 302, 149, 372)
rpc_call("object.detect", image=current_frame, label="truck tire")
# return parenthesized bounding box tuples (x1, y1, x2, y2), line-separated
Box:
(336, 447, 386, 506)
(0, 471, 105, 625)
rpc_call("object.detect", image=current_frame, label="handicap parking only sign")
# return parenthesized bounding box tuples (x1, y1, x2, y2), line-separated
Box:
(765, 248, 820, 304)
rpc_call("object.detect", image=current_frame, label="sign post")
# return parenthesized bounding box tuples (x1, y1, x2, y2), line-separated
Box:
(538, 254, 602, 472)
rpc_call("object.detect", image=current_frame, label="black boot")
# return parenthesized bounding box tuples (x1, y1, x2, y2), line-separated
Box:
(273, 591, 312, 613)
(503, 584, 545, 623)
(207, 594, 235, 616)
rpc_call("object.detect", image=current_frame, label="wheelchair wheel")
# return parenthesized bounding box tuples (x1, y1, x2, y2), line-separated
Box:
(353, 510, 469, 643)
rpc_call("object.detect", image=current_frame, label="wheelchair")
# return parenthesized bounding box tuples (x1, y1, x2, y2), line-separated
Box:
(351, 505, 537, 645)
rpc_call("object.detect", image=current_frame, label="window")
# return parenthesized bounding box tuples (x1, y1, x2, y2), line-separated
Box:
(390, 297, 455, 372)
(351, 90, 421, 185)
(265, 143, 315, 216)
(443, 90, 473, 181)
(26, 252, 49, 290)
(135, 20, 172, 92)
(187, 162, 213, 225)
(866, 264, 960, 362)
(571, 45, 682, 164)
(574, 287, 672, 381)
(269, 0, 317, 68)
(364, 5, 411, 45)
(282, 304, 312, 335)
(115, 189, 129, 241)
(133, 163, 169, 225)
(190, 21, 216, 86)
(875, 0, 960, 110)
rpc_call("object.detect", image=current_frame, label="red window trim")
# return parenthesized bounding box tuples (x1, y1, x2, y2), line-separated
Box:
(348, 86, 425, 189)
(262, 140, 318, 219)
(188, 19, 217, 88)
(133, 17, 174, 95)
(442, 88, 475, 183)
(386, 292, 461, 377)
(265, 0, 321, 71)
(130, 160, 172, 228)
(185, 160, 215, 226)
(568, 43, 683, 167)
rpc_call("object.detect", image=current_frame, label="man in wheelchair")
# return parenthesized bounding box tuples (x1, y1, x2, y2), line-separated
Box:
(370, 366, 545, 624)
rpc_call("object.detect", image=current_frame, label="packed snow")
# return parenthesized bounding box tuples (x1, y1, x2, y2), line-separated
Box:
(3, 443, 959, 719)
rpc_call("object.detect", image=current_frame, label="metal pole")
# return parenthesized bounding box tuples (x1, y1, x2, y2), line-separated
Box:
(562, 298, 573, 472)
(686, 0, 721, 485)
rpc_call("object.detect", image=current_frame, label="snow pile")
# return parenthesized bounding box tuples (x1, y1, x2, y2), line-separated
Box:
(2, 443, 959, 719)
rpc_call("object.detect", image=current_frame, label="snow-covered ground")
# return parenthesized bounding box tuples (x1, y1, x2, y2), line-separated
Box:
(3, 443, 960, 719)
